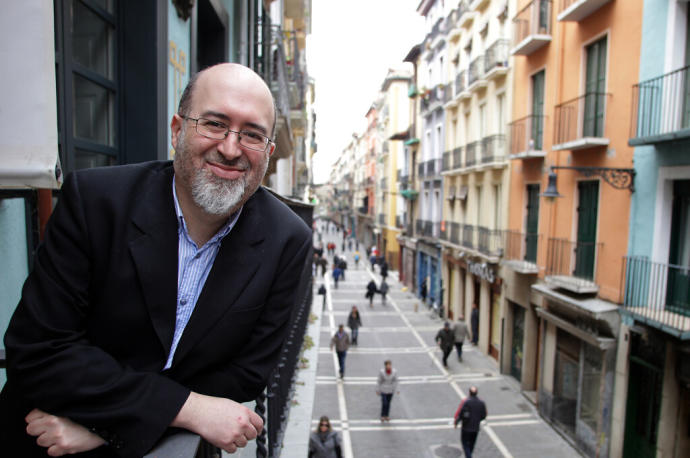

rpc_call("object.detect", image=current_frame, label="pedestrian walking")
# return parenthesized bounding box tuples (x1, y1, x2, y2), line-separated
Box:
(348, 239, 353, 251)
(365, 280, 378, 307)
(453, 386, 487, 458)
(379, 280, 389, 305)
(347, 306, 362, 345)
(376, 360, 399, 422)
(452, 316, 470, 361)
(330, 325, 350, 378)
(353, 250, 360, 268)
(318, 284, 327, 310)
(470, 303, 479, 345)
(435, 322, 455, 367)
(420, 280, 428, 305)
(338, 258, 347, 281)
(332, 264, 342, 289)
(309, 416, 342, 458)
(380, 260, 389, 280)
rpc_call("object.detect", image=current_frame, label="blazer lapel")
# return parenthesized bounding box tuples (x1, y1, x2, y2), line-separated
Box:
(171, 192, 265, 367)
(128, 166, 179, 356)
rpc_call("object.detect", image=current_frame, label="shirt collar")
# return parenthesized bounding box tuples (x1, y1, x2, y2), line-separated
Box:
(172, 175, 242, 247)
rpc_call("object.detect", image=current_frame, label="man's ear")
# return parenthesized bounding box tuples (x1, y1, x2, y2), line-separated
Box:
(171, 114, 183, 151)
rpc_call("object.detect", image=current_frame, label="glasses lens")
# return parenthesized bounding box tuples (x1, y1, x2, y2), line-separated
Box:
(239, 131, 268, 150)
(196, 119, 227, 140)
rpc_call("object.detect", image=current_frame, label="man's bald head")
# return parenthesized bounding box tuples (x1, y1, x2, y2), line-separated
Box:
(177, 63, 277, 138)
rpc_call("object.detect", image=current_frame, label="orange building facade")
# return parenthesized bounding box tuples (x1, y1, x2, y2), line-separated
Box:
(503, 1, 642, 456)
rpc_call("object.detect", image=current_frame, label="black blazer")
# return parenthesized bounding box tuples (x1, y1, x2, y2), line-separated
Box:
(0, 161, 312, 457)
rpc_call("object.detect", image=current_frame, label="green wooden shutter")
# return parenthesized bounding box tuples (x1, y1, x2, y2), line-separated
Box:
(574, 181, 599, 280)
(584, 37, 607, 138)
(525, 184, 540, 263)
(531, 71, 545, 149)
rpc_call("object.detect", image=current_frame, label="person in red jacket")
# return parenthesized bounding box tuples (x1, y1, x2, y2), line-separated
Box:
(454, 386, 487, 458)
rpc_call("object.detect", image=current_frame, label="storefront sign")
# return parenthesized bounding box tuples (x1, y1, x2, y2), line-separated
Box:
(468, 261, 495, 283)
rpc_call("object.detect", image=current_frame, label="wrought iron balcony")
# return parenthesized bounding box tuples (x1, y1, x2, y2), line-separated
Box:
(545, 238, 602, 294)
(396, 215, 404, 229)
(466, 141, 479, 167)
(415, 218, 424, 236)
(462, 224, 475, 249)
(512, 0, 552, 56)
(621, 256, 690, 339)
(509, 114, 547, 159)
(426, 158, 443, 177)
(558, 0, 612, 22)
(503, 230, 540, 274)
(452, 146, 463, 170)
(553, 92, 610, 150)
(417, 162, 425, 178)
(481, 134, 507, 164)
(450, 221, 461, 245)
(455, 70, 468, 98)
(420, 84, 446, 113)
(378, 213, 386, 225)
(485, 39, 510, 79)
(629, 65, 690, 145)
(468, 55, 486, 89)
(442, 151, 452, 171)
(477, 226, 504, 259)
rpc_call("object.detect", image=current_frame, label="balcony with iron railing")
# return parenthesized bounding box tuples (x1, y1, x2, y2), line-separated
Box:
(418, 162, 426, 178)
(512, 0, 553, 56)
(553, 92, 611, 151)
(503, 230, 541, 274)
(621, 256, 690, 339)
(378, 213, 386, 225)
(426, 158, 443, 178)
(629, 65, 690, 145)
(462, 224, 475, 249)
(421, 84, 447, 113)
(396, 215, 404, 229)
(545, 238, 602, 294)
(557, 0, 612, 22)
(465, 141, 479, 167)
(415, 218, 423, 236)
(452, 146, 463, 170)
(485, 39, 510, 80)
(458, 0, 477, 28)
(442, 150, 452, 172)
(509, 114, 547, 159)
(450, 222, 461, 245)
(455, 70, 469, 100)
(468, 55, 487, 90)
(477, 226, 504, 261)
(481, 134, 508, 165)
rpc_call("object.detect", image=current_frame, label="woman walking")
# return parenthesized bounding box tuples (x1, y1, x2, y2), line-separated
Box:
(376, 360, 399, 422)
(347, 306, 362, 345)
(309, 416, 342, 458)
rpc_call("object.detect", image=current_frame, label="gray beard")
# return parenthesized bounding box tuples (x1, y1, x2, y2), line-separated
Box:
(191, 169, 246, 216)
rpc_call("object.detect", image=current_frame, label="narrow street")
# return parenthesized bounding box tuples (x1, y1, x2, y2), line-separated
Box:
(312, 228, 581, 458)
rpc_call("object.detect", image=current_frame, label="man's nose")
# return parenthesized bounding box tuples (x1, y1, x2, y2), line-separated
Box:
(216, 131, 243, 159)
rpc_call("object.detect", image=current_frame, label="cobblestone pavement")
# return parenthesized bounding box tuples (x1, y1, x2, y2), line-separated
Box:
(311, 229, 582, 458)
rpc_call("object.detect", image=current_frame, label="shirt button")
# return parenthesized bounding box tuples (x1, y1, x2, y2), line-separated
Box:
(180, 299, 188, 305)
(194, 253, 201, 259)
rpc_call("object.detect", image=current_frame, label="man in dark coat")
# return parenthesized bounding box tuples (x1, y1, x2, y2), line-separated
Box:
(435, 322, 455, 367)
(0, 63, 312, 457)
(454, 386, 487, 458)
(470, 303, 479, 345)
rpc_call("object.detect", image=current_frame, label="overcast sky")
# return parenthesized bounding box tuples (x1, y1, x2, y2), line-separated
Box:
(306, 0, 426, 184)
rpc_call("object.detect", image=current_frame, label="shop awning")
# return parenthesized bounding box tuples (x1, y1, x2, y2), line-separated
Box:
(0, 1, 62, 189)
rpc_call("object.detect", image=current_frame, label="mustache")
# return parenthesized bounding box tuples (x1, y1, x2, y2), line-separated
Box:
(207, 152, 251, 170)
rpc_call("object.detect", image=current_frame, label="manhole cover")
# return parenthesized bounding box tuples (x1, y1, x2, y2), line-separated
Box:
(500, 386, 510, 391)
(430, 444, 462, 458)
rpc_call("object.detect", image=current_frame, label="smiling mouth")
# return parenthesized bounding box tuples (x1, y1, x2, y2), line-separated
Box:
(206, 161, 248, 179)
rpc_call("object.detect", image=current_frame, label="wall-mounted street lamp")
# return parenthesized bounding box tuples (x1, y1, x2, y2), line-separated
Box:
(541, 165, 636, 199)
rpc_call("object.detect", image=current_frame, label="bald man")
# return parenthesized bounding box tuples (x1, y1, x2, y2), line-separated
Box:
(0, 63, 312, 457)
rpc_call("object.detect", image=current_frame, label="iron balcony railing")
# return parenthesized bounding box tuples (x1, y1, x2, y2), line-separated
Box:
(546, 238, 602, 288)
(622, 257, 690, 333)
(378, 213, 386, 225)
(455, 70, 467, 96)
(417, 162, 425, 178)
(396, 215, 404, 228)
(462, 224, 475, 249)
(468, 55, 486, 87)
(481, 134, 507, 163)
(415, 218, 424, 236)
(504, 230, 540, 264)
(553, 92, 610, 146)
(466, 141, 479, 167)
(513, 0, 552, 47)
(477, 227, 504, 258)
(450, 222, 461, 245)
(485, 38, 510, 74)
(440, 222, 450, 241)
(630, 65, 690, 144)
(421, 84, 445, 113)
(452, 146, 463, 169)
(380, 177, 387, 190)
(442, 151, 452, 171)
(426, 158, 442, 177)
(399, 173, 409, 186)
(509, 114, 546, 155)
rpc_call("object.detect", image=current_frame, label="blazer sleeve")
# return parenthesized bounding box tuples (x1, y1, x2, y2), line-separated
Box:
(4, 171, 189, 457)
(178, 232, 313, 401)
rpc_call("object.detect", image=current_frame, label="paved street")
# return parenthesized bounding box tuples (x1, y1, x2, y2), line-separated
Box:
(311, 229, 581, 458)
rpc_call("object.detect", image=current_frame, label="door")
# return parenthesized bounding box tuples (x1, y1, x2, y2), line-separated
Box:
(574, 181, 599, 280)
(584, 36, 607, 137)
(531, 71, 545, 149)
(666, 180, 690, 315)
(682, 6, 690, 129)
(553, 329, 579, 437)
(623, 359, 662, 458)
(525, 184, 540, 263)
(511, 304, 525, 381)
(489, 290, 500, 360)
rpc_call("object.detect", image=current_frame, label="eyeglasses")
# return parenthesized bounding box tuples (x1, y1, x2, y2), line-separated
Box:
(319, 423, 329, 427)
(183, 116, 273, 152)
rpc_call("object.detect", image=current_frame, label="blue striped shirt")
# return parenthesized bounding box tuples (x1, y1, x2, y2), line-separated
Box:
(164, 177, 242, 369)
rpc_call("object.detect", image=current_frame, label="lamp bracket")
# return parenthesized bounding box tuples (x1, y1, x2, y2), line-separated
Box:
(551, 166, 635, 192)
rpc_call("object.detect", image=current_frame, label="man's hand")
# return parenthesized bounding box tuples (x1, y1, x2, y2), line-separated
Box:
(25, 409, 106, 456)
(172, 392, 263, 454)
